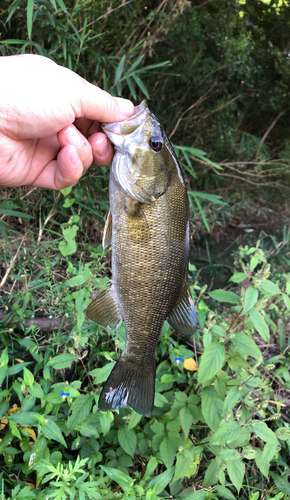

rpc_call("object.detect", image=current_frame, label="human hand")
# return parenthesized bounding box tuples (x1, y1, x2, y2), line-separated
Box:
(0, 54, 134, 189)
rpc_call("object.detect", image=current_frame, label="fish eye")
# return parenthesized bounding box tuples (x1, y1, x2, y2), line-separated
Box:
(149, 136, 163, 152)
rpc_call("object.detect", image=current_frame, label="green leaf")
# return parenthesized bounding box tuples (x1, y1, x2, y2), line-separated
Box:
(229, 273, 247, 283)
(28, 436, 47, 470)
(208, 290, 241, 304)
(128, 410, 142, 429)
(0, 432, 13, 453)
(230, 332, 262, 360)
(259, 442, 277, 477)
(148, 466, 174, 495)
(100, 466, 133, 492)
(215, 485, 236, 500)
(90, 362, 114, 384)
(160, 436, 176, 469)
(65, 275, 86, 287)
(271, 473, 290, 495)
(99, 411, 112, 436)
(56, 0, 68, 13)
(61, 185, 73, 197)
(249, 308, 270, 343)
(210, 421, 242, 445)
(180, 407, 193, 438)
(222, 386, 240, 415)
(40, 420, 67, 448)
(259, 279, 281, 296)
(0, 348, 9, 368)
(8, 412, 39, 426)
(27, 381, 45, 400)
(59, 239, 77, 256)
(203, 458, 219, 487)
(173, 450, 194, 483)
(67, 395, 93, 430)
(132, 74, 149, 99)
(27, 0, 34, 39)
(115, 54, 126, 83)
(23, 367, 34, 388)
(118, 427, 137, 457)
(201, 386, 223, 431)
(243, 286, 258, 313)
(225, 458, 244, 493)
(46, 353, 78, 370)
(251, 421, 278, 444)
(181, 491, 208, 500)
(143, 457, 158, 481)
(198, 342, 225, 385)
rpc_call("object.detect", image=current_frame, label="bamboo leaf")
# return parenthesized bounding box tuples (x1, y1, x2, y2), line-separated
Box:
(115, 54, 126, 84)
(27, 0, 34, 40)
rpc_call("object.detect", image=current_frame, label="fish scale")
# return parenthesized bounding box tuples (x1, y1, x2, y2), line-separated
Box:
(86, 100, 198, 416)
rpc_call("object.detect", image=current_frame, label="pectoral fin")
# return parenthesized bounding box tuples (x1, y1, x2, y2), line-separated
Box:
(102, 211, 112, 249)
(86, 282, 122, 330)
(167, 280, 198, 336)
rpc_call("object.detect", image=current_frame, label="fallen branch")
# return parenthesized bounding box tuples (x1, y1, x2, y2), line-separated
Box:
(0, 310, 71, 332)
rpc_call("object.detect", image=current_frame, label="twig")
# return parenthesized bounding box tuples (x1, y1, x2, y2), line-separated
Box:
(0, 309, 71, 332)
(0, 233, 27, 289)
(79, 356, 95, 393)
(255, 110, 286, 159)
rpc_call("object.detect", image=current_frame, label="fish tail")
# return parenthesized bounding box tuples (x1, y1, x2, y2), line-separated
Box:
(98, 357, 155, 417)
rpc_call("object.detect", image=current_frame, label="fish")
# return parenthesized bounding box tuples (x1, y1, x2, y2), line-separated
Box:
(86, 100, 197, 417)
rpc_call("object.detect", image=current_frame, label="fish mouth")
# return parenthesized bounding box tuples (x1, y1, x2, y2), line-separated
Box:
(101, 100, 150, 150)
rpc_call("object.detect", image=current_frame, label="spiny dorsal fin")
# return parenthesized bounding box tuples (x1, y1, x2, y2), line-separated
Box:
(102, 210, 112, 249)
(86, 282, 122, 330)
(167, 279, 198, 336)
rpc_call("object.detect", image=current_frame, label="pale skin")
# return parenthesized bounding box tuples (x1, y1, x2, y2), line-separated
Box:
(0, 54, 134, 190)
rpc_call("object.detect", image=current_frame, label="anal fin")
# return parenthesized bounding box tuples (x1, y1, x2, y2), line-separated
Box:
(167, 279, 198, 336)
(86, 282, 122, 330)
(102, 210, 112, 249)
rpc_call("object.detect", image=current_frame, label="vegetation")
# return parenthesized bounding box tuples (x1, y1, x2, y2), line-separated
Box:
(1, 0, 290, 498)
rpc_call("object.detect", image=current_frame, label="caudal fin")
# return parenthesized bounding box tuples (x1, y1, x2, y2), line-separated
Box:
(98, 357, 155, 417)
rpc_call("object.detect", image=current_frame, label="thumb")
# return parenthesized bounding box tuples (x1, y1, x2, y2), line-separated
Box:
(73, 76, 135, 123)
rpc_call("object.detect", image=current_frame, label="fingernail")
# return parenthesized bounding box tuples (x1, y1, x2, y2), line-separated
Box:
(97, 138, 110, 157)
(116, 98, 135, 117)
(67, 126, 83, 147)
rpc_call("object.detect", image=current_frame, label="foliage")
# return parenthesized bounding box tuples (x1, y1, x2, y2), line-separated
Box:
(1, 0, 290, 498)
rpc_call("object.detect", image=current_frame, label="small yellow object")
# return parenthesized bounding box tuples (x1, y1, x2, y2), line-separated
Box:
(183, 358, 197, 371)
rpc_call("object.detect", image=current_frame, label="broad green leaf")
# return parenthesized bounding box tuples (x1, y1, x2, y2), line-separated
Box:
(215, 485, 236, 500)
(148, 466, 174, 495)
(203, 458, 219, 487)
(251, 421, 278, 444)
(128, 410, 142, 429)
(259, 279, 281, 296)
(28, 436, 47, 470)
(0, 431, 13, 453)
(249, 308, 270, 343)
(61, 185, 73, 197)
(23, 367, 34, 387)
(99, 411, 112, 436)
(201, 386, 223, 431)
(100, 466, 133, 492)
(59, 239, 77, 256)
(8, 412, 39, 426)
(115, 54, 126, 83)
(243, 286, 258, 313)
(65, 275, 86, 287)
(230, 332, 262, 360)
(230, 273, 247, 283)
(90, 362, 114, 384)
(198, 341, 225, 384)
(181, 492, 208, 500)
(208, 290, 240, 304)
(143, 457, 158, 481)
(67, 395, 93, 430)
(180, 406, 193, 438)
(160, 435, 176, 469)
(118, 427, 137, 458)
(0, 347, 8, 368)
(222, 386, 240, 415)
(40, 420, 67, 448)
(275, 427, 290, 441)
(27, 381, 45, 400)
(259, 442, 277, 477)
(173, 450, 194, 483)
(225, 458, 244, 493)
(0, 366, 8, 387)
(271, 473, 290, 495)
(210, 421, 242, 445)
(46, 353, 78, 370)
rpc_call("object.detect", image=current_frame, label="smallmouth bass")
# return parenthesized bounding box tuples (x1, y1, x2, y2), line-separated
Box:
(86, 100, 197, 417)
